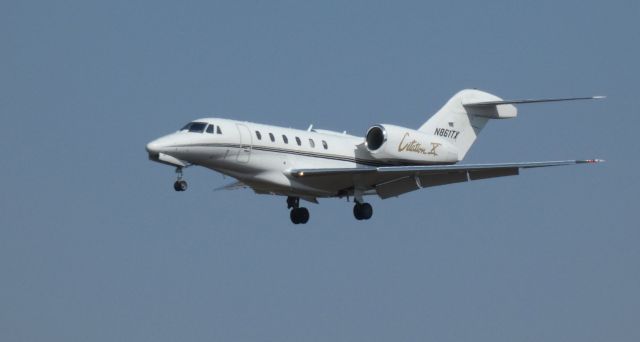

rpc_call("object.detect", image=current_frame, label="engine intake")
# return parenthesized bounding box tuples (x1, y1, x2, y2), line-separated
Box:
(365, 125, 386, 151)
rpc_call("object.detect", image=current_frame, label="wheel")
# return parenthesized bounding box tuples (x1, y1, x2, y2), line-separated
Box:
(353, 203, 373, 220)
(173, 180, 187, 192)
(298, 207, 309, 224)
(353, 203, 363, 220)
(290, 207, 310, 224)
(360, 203, 373, 220)
(290, 209, 300, 224)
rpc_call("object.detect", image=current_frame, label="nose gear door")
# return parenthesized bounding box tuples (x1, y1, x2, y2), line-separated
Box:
(235, 123, 252, 163)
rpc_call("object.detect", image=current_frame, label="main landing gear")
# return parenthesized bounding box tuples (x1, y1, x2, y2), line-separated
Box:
(173, 167, 188, 192)
(285, 196, 373, 224)
(287, 196, 310, 224)
(351, 189, 373, 221)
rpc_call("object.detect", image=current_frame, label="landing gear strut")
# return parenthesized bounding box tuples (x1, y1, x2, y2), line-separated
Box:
(287, 196, 310, 224)
(173, 167, 188, 192)
(353, 202, 373, 220)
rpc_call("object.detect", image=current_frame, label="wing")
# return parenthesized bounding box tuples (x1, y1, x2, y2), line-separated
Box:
(290, 159, 603, 199)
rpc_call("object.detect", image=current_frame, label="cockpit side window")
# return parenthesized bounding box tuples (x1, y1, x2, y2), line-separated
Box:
(217, 126, 222, 134)
(206, 125, 214, 134)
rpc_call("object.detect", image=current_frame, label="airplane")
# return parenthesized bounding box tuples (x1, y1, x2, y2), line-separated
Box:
(146, 89, 604, 224)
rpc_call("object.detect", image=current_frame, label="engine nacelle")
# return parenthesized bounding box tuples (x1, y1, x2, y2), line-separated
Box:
(365, 124, 459, 164)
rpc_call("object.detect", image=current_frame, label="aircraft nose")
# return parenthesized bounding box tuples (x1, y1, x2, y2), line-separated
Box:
(146, 134, 179, 155)
(146, 137, 172, 154)
(146, 140, 161, 154)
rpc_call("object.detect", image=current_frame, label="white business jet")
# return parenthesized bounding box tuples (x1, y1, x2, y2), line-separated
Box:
(146, 89, 603, 224)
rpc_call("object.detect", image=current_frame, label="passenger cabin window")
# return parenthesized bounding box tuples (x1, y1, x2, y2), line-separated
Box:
(309, 139, 315, 148)
(206, 125, 214, 134)
(217, 126, 222, 134)
(282, 135, 289, 144)
(255, 131, 262, 140)
(322, 140, 328, 149)
(295, 137, 301, 146)
(181, 122, 207, 133)
(269, 133, 275, 142)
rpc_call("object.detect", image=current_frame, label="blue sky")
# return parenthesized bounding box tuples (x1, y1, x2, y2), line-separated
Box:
(1, 0, 639, 341)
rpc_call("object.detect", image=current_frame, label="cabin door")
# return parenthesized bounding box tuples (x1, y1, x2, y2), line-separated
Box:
(235, 124, 252, 163)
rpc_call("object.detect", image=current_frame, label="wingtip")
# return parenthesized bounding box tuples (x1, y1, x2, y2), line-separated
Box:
(579, 159, 605, 164)
(593, 95, 606, 99)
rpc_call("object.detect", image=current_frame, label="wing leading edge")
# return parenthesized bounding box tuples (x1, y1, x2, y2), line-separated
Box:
(290, 159, 604, 199)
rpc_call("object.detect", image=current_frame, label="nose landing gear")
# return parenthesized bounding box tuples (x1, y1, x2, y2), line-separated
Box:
(287, 196, 310, 224)
(173, 167, 188, 192)
(173, 180, 188, 191)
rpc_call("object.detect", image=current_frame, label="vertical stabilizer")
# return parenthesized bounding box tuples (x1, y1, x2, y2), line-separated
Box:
(419, 89, 517, 160)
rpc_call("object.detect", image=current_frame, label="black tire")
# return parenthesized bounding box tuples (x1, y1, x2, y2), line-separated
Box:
(353, 203, 373, 220)
(174, 180, 188, 191)
(298, 207, 310, 224)
(174, 181, 183, 191)
(290, 209, 300, 224)
(353, 203, 363, 220)
(360, 203, 373, 220)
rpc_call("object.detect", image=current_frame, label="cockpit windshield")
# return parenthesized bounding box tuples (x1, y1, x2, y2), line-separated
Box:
(180, 122, 208, 133)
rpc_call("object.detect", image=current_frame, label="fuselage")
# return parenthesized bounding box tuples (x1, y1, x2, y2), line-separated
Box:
(146, 118, 457, 198)
(144, 90, 603, 224)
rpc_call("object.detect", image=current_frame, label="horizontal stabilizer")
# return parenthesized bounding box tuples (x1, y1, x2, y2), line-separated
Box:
(463, 95, 605, 107)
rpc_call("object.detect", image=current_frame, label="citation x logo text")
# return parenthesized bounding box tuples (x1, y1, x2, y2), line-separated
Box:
(398, 132, 441, 156)
(428, 142, 441, 156)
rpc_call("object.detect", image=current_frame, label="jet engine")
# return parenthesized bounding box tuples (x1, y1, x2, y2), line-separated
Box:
(365, 124, 459, 164)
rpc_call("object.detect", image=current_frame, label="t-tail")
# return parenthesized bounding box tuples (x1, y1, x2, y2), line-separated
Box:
(418, 89, 604, 160)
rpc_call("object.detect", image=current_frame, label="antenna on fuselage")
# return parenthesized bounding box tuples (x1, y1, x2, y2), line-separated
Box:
(307, 124, 313, 131)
